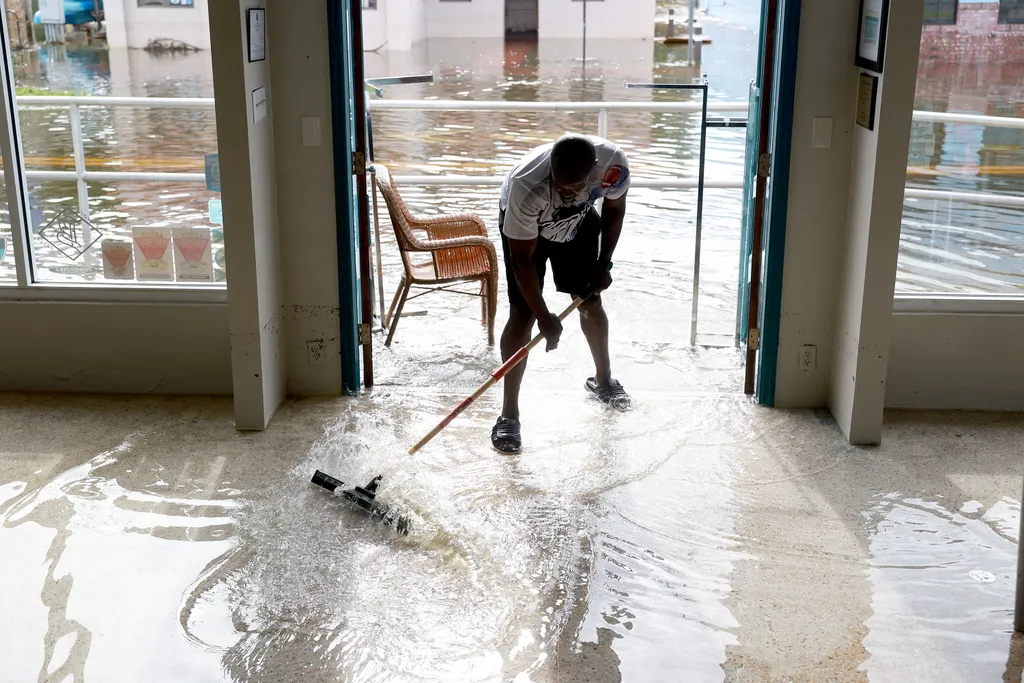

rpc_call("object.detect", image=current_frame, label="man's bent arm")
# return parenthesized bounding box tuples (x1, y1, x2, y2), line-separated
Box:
(599, 193, 627, 267)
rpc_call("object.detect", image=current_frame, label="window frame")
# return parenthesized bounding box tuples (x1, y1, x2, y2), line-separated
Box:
(922, 0, 958, 26)
(999, 0, 1024, 24)
(0, 6, 225, 299)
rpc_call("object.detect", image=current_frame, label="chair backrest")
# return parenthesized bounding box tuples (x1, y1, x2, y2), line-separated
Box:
(375, 165, 431, 276)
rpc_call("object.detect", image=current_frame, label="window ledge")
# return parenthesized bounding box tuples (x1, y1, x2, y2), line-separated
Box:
(894, 294, 1024, 315)
(0, 284, 227, 304)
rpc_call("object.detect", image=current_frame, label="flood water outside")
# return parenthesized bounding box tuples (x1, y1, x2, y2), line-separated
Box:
(1, 0, 1022, 307)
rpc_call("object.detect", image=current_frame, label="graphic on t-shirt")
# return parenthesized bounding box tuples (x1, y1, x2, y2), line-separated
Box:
(540, 201, 593, 243)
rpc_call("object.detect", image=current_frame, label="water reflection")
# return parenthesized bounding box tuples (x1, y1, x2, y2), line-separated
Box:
(862, 494, 1021, 682)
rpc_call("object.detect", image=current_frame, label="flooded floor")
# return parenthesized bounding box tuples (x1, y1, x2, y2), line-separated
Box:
(2, 387, 1022, 682)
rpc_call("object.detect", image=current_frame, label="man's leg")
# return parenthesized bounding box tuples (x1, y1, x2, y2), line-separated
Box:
(579, 295, 611, 385)
(500, 303, 536, 421)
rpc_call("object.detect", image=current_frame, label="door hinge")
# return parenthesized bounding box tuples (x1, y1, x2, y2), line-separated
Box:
(757, 153, 771, 178)
(748, 328, 760, 351)
(353, 151, 366, 175)
(358, 323, 372, 345)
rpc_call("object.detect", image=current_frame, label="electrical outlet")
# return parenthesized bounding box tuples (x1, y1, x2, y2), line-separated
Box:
(800, 345, 817, 371)
(307, 340, 326, 366)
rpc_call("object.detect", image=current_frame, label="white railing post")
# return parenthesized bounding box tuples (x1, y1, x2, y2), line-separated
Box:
(598, 108, 609, 138)
(68, 103, 91, 240)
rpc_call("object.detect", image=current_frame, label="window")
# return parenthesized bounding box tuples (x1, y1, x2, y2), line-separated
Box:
(138, 0, 196, 7)
(0, 0, 224, 290)
(999, 0, 1024, 23)
(923, 0, 957, 25)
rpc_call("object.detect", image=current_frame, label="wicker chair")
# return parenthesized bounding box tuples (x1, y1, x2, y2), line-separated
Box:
(374, 165, 499, 348)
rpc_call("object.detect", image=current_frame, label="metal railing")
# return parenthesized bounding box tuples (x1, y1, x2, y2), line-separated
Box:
(16, 95, 215, 224)
(373, 98, 1024, 209)
(12, 95, 1024, 315)
(16, 94, 1024, 214)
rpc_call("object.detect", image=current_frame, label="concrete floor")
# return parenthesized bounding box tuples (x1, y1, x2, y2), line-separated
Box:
(1, 374, 1022, 682)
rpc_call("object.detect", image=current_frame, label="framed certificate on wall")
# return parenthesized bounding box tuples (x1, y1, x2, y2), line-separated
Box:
(855, 0, 889, 73)
(247, 8, 266, 63)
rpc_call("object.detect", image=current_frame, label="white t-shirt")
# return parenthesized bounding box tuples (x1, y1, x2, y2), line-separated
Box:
(499, 136, 630, 243)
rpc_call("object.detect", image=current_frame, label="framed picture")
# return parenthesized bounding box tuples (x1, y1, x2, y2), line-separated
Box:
(856, 72, 879, 131)
(855, 0, 889, 73)
(247, 8, 266, 63)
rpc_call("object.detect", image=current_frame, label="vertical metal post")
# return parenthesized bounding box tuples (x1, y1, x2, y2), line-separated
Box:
(68, 102, 91, 243)
(1016, 476, 1024, 632)
(690, 83, 709, 347)
(597, 108, 608, 138)
(582, 0, 587, 75)
(688, 0, 696, 66)
(0, 6, 33, 286)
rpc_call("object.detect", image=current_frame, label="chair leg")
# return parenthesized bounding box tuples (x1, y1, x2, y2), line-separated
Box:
(480, 280, 487, 327)
(385, 281, 411, 348)
(385, 277, 405, 329)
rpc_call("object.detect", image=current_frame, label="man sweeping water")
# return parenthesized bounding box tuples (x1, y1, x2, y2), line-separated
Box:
(493, 133, 632, 454)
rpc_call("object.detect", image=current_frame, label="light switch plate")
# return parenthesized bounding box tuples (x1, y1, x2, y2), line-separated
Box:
(302, 116, 322, 147)
(812, 117, 833, 148)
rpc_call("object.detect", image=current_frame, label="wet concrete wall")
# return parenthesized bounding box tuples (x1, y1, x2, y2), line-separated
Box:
(0, 302, 231, 394)
(887, 311, 1024, 410)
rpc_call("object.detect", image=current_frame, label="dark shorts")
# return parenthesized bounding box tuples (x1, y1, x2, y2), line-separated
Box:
(499, 207, 601, 313)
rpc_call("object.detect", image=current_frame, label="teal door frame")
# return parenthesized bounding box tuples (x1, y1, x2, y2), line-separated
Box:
(755, 0, 802, 406)
(738, 0, 801, 405)
(327, 0, 366, 394)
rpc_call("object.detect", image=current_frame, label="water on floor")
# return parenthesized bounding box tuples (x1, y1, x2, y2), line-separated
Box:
(1, 395, 1022, 682)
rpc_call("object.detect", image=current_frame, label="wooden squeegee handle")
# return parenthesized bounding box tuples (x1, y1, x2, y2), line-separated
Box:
(407, 295, 588, 456)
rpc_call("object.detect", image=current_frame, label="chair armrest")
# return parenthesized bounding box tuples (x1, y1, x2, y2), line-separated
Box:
(416, 234, 496, 256)
(410, 213, 489, 239)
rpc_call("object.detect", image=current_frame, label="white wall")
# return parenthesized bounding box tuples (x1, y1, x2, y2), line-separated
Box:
(210, 0, 287, 429)
(267, 0, 345, 396)
(109, 0, 213, 51)
(829, 0, 923, 444)
(772, 0, 859, 408)
(424, 0, 504, 38)
(362, 2, 388, 50)
(539, 0, 656, 39)
(887, 312, 1024, 411)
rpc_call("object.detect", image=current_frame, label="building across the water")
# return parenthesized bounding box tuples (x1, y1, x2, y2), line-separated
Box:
(99, 0, 655, 51)
(920, 0, 1024, 62)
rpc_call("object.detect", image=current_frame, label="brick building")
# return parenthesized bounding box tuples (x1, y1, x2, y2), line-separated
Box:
(920, 0, 1024, 63)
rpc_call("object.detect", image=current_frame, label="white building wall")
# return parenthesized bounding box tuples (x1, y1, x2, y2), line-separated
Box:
(362, 2, 389, 50)
(110, 0, 212, 50)
(539, 0, 656, 39)
(424, 0, 504, 39)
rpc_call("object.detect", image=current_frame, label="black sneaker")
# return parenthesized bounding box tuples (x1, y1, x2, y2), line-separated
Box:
(491, 416, 522, 453)
(585, 378, 632, 410)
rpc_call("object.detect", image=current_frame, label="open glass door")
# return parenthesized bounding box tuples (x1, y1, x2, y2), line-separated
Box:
(739, 0, 778, 396)
(739, 0, 800, 403)
(328, 0, 374, 393)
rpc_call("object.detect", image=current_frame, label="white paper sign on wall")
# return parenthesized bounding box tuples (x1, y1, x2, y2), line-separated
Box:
(252, 86, 268, 123)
